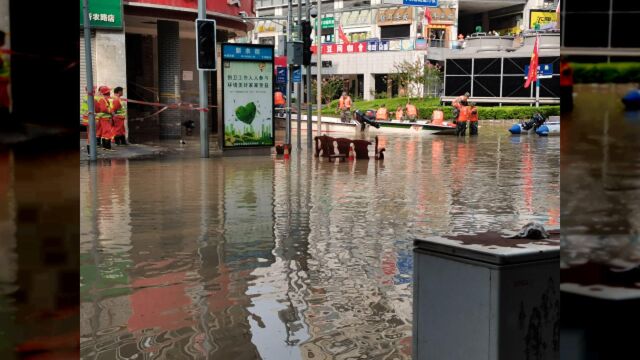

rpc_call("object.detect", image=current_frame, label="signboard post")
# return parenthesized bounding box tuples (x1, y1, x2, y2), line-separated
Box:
(524, 64, 552, 108)
(221, 44, 275, 153)
(293, 66, 302, 83)
(79, 0, 123, 29)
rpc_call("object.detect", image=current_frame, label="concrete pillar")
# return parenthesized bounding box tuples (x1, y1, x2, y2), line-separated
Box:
(157, 20, 181, 139)
(95, 31, 128, 136)
(363, 73, 374, 101)
(482, 12, 490, 33)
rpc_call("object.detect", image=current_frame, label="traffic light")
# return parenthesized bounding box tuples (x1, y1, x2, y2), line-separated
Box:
(196, 19, 216, 70)
(301, 20, 312, 66)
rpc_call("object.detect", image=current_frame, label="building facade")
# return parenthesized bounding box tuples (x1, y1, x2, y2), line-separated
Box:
(80, 0, 255, 141)
(252, 0, 556, 100)
(561, 0, 640, 63)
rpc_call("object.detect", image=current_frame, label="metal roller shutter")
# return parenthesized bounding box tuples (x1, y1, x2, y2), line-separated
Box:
(80, 31, 96, 112)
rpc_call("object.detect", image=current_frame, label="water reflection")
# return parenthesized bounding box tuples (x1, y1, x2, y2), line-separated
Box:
(80, 124, 559, 358)
(560, 84, 640, 360)
(0, 150, 79, 359)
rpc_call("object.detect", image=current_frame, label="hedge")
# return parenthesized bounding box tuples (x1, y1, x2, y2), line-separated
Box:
(572, 62, 640, 84)
(321, 99, 559, 120)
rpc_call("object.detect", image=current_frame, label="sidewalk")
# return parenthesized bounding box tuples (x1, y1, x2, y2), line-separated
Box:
(80, 136, 223, 161)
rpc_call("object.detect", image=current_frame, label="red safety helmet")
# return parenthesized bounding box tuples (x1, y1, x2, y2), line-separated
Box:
(98, 86, 111, 95)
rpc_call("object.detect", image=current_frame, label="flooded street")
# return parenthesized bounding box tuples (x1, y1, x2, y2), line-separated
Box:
(79, 124, 559, 359)
(561, 84, 640, 272)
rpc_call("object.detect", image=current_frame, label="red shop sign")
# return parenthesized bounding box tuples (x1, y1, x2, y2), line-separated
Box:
(311, 42, 368, 55)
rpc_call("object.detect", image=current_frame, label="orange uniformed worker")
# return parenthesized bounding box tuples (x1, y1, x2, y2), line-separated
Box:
(274, 90, 285, 107)
(431, 108, 444, 125)
(560, 57, 573, 113)
(395, 106, 404, 121)
(456, 105, 471, 137)
(376, 104, 389, 121)
(405, 101, 418, 121)
(338, 91, 352, 123)
(96, 86, 114, 150)
(452, 91, 469, 122)
(110, 86, 128, 145)
(469, 102, 479, 136)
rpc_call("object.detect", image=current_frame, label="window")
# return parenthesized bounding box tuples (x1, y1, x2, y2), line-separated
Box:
(380, 25, 410, 40)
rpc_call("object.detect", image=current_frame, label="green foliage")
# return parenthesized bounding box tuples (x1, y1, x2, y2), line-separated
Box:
(312, 76, 345, 104)
(572, 62, 640, 84)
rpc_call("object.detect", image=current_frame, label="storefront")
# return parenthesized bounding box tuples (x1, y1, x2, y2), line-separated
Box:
(423, 7, 456, 48)
(377, 7, 413, 40)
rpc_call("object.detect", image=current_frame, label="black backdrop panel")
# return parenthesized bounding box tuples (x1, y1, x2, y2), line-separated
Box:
(502, 76, 533, 98)
(503, 57, 530, 75)
(473, 76, 501, 97)
(539, 77, 560, 98)
(445, 76, 471, 97)
(474, 58, 501, 75)
(446, 59, 472, 75)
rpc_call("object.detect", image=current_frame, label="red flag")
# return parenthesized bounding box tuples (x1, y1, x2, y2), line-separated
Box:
(425, 7, 432, 26)
(524, 35, 539, 88)
(338, 25, 350, 44)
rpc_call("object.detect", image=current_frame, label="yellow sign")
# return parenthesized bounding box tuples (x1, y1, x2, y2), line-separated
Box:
(529, 10, 557, 28)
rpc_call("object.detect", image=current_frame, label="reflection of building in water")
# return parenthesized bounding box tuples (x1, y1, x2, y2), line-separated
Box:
(5, 151, 79, 356)
(0, 151, 16, 352)
(80, 160, 133, 357)
(295, 159, 411, 359)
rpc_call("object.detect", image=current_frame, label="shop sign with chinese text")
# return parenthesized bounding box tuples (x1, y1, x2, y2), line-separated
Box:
(222, 44, 274, 148)
(311, 42, 368, 55)
(79, 0, 123, 30)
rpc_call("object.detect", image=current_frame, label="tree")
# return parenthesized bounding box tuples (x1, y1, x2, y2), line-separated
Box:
(311, 76, 344, 104)
(390, 58, 425, 100)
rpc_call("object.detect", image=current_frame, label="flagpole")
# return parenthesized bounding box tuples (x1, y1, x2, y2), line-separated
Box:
(536, 77, 540, 108)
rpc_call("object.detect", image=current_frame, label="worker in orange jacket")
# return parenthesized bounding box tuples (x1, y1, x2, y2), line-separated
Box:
(96, 86, 114, 150)
(452, 91, 469, 122)
(431, 108, 444, 125)
(560, 57, 573, 113)
(456, 105, 471, 137)
(469, 103, 479, 136)
(110, 86, 128, 145)
(338, 92, 352, 123)
(376, 104, 389, 121)
(406, 101, 418, 121)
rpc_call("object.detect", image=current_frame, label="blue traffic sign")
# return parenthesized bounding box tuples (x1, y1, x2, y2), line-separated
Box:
(293, 67, 302, 83)
(403, 0, 438, 6)
(276, 67, 287, 84)
(524, 64, 553, 79)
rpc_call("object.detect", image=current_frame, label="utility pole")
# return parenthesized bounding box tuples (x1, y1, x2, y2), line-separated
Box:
(316, 0, 322, 137)
(285, 0, 293, 147)
(82, 0, 97, 161)
(306, 0, 313, 149)
(296, 1, 303, 151)
(198, 0, 209, 157)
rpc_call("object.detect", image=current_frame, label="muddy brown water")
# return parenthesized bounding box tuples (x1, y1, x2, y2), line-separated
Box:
(561, 84, 640, 288)
(77, 124, 559, 359)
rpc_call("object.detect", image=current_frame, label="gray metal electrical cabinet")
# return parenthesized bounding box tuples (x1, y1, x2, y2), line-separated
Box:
(413, 234, 560, 360)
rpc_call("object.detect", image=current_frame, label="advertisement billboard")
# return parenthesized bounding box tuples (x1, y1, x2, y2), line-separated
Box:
(222, 44, 274, 149)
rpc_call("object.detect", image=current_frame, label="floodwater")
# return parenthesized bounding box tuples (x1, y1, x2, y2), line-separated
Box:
(79, 124, 559, 359)
(561, 84, 640, 272)
(0, 149, 79, 359)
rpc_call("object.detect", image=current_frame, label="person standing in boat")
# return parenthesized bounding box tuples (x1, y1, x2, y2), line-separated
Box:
(338, 91, 352, 123)
(376, 104, 389, 121)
